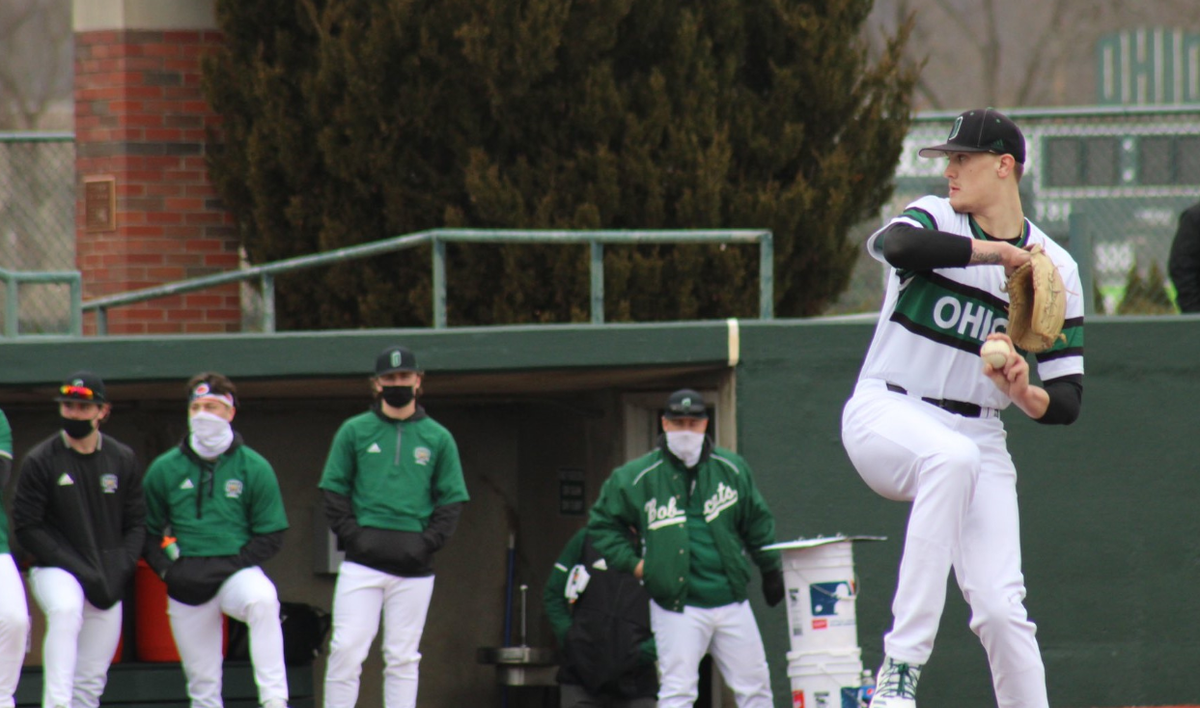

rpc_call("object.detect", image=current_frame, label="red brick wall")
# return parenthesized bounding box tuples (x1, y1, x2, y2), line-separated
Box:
(75, 29, 240, 335)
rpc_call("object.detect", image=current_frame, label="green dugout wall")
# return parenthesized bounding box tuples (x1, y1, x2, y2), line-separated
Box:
(1, 315, 1198, 707)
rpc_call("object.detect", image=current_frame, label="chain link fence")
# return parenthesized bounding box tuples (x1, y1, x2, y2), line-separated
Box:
(831, 105, 1200, 316)
(0, 133, 76, 335)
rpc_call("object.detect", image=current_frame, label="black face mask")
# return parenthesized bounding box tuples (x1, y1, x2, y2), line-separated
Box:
(380, 385, 415, 408)
(61, 416, 95, 440)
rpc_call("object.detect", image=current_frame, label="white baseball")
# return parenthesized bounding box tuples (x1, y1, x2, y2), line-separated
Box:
(980, 339, 1011, 369)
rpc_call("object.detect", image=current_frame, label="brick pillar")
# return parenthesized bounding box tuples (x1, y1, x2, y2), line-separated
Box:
(74, 1, 239, 334)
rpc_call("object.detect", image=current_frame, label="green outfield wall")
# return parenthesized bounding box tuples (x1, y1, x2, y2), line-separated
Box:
(1, 315, 1197, 707)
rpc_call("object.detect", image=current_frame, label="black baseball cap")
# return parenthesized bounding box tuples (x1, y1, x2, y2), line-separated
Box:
(56, 370, 107, 403)
(374, 345, 421, 376)
(663, 388, 708, 420)
(918, 108, 1026, 165)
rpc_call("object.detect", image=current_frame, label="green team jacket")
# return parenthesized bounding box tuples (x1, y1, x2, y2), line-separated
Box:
(0, 409, 11, 554)
(143, 437, 289, 557)
(319, 407, 470, 532)
(588, 440, 781, 613)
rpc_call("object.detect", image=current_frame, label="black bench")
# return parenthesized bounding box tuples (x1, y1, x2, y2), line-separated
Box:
(15, 661, 314, 708)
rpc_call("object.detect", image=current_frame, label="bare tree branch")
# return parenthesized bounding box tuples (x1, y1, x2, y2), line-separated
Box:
(980, 0, 1000, 105)
(1013, 0, 1071, 105)
(929, 0, 981, 44)
(0, 0, 71, 130)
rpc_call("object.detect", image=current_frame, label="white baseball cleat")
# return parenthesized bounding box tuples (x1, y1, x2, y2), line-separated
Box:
(869, 656, 923, 708)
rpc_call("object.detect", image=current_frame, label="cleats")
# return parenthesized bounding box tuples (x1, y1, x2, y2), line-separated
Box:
(868, 656, 922, 708)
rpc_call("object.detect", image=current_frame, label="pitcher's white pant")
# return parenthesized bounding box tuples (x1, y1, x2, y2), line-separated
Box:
(323, 562, 434, 708)
(841, 378, 1048, 708)
(649, 600, 773, 708)
(167, 566, 288, 708)
(0, 554, 29, 708)
(28, 567, 121, 708)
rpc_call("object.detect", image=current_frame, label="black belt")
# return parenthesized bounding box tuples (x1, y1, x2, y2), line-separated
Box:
(886, 383, 984, 418)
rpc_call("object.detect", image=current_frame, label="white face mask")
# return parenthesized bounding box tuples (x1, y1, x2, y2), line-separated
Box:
(190, 411, 233, 459)
(666, 430, 705, 468)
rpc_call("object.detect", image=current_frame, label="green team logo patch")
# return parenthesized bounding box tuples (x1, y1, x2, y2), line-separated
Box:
(893, 273, 1009, 351)
(414, 446, 431, 466)
(100, 473, 118, 494)
(224, 479, 244, 498)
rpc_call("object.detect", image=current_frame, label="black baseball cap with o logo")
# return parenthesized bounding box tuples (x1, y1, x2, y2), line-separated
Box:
(663, 388, 709, 420)
(918, 107, 1026, 165)
(56, 370, 108, 403)
(374, 345, 421, 376)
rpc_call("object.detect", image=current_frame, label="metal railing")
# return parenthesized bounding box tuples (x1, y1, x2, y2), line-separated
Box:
(0, 267, 82, 337)
(81, 228, 774, 334)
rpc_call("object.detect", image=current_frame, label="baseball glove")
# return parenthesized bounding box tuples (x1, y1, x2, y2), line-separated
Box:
(1005, 244, 1067, 353)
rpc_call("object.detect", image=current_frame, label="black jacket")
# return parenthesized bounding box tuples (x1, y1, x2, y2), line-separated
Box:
(12, 432, 146, 609)
(1169, 202, 1200, 313)
(556, 534, 658, 699)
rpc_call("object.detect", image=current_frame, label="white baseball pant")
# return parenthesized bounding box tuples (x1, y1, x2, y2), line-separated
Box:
(649, 600, 773, 708)
(841, 378, 1048, 708)
(166, 566, 288, 708)
(28, 567, 121, 708)
(0, 554, 29, 708)
(323, 561, 434, 708)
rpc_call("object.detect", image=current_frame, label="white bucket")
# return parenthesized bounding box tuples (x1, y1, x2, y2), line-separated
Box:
(780, 539, 859, 653)
(786, 648, 864, 708)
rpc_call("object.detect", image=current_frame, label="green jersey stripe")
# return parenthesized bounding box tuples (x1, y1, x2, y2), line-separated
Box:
(902, 207, 937, 231)
(1038, 345, 1084, 362)
(907, 271, 1010, 310)
(891, 312, 987, 354)
(968, 216, 1031, 247)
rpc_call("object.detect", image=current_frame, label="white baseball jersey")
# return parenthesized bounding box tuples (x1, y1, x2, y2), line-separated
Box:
(859, 195, 1085, 411)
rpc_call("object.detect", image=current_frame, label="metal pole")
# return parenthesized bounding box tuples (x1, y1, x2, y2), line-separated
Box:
(590, 241, 604, 324)
(1068, 211, 1095, 317)
(759, 233, 775, 319)
(4, 277, 17, 337)
(433, 237, 447, 329)
(261, 273, 276, 333)
(97, 307, 108, 336)
(68, 276, 82, 336)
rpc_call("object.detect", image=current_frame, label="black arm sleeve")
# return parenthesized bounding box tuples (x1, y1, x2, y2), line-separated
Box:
(1168, 204, 1200, 313)
(238, 530, 285, 568)
(878, 222, 974, 270)
(423, 502, 464, 552)
(1035, 374, 1083, 426)
(322, 489, 361, 542)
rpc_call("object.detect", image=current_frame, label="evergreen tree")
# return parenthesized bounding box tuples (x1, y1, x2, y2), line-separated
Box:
(1117, 261, 1175, 315)
(203, 0, 918, 327)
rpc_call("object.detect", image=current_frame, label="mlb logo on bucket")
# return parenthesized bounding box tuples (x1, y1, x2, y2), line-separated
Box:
(811, 581, 854, 617)
(792, 689, 805, 708)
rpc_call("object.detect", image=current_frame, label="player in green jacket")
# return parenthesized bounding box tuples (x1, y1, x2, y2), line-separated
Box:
(142, 373, 290, 708)
(0, 408, 29, 708)
(589, 389, 783, 708)
(319, 345, 470, 708)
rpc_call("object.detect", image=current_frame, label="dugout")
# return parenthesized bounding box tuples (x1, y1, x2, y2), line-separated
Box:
(4, 315, 1200, 708)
